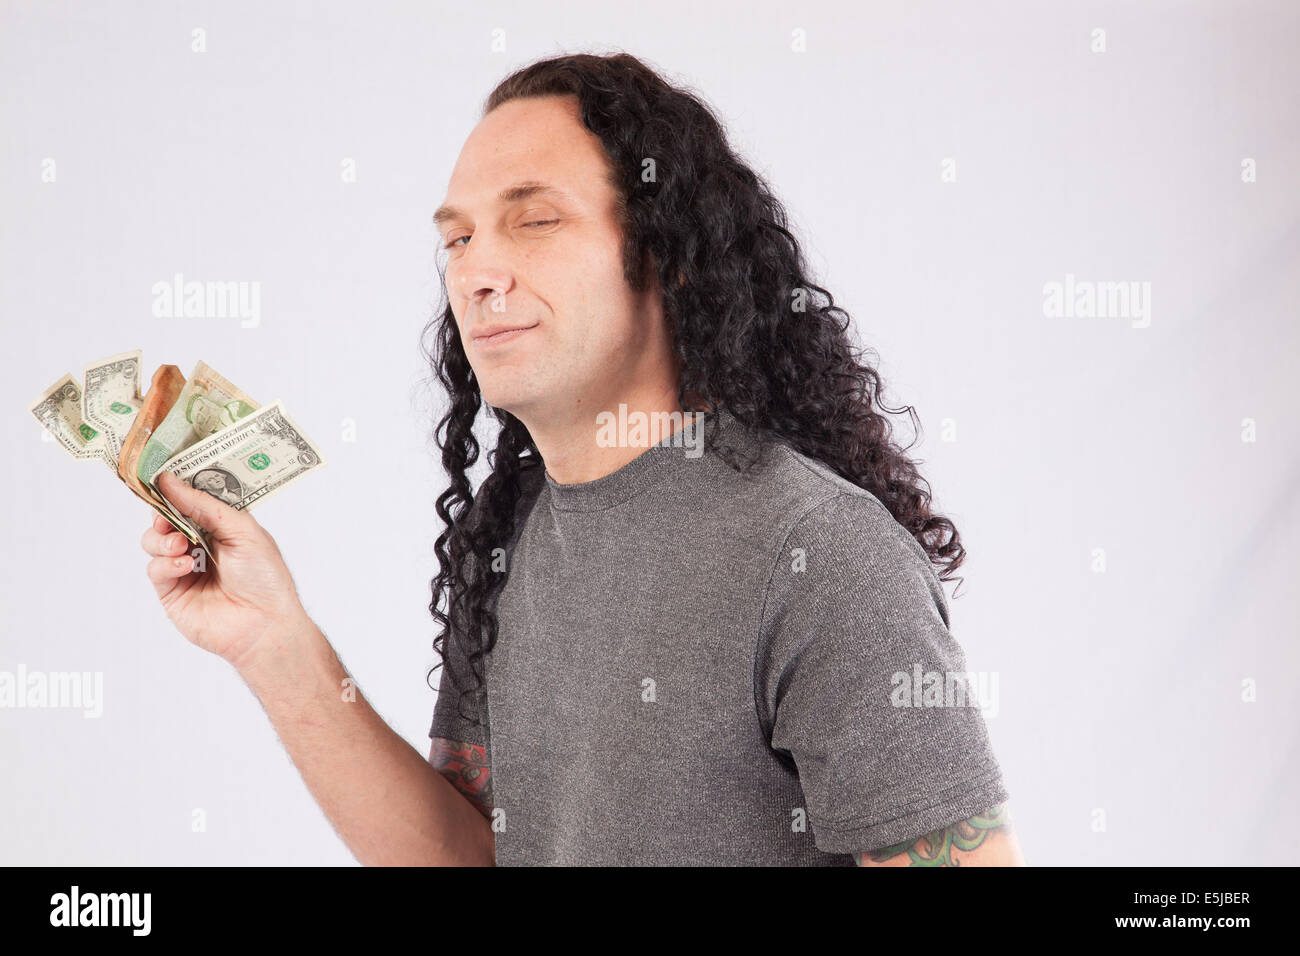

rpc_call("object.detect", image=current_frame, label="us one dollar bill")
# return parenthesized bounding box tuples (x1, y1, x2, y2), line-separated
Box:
(29, 353, 324, 567)
(158, 400, 326, 512)
(82, 350, 144, 465)
(28, 373, 115, 472)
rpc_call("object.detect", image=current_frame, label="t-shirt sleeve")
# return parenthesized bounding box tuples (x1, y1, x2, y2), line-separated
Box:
(755, 492, 1009, 857)
(428, 624, 488, 746)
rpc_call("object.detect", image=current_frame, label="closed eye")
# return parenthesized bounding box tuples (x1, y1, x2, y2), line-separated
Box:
(443, 220, 558, 250)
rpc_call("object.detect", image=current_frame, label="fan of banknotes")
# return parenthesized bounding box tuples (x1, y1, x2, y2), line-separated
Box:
(28, 351, 326, 564)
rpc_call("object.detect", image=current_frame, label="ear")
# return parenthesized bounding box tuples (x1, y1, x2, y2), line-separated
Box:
(646, 249, 685, 289)
(635, 247, 685, 291)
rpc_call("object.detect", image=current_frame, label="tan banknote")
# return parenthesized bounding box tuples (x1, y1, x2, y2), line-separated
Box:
(135, 361, 259, 488)
(115, 364, 208, 553)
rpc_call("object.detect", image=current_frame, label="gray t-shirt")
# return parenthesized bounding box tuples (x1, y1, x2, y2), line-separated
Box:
(430, 409, 1008, 865)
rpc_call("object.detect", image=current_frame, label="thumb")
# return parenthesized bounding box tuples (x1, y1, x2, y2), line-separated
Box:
(156, 469, 254, 542)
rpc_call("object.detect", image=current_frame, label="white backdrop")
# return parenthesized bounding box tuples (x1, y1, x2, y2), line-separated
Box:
(2, 0, 1296, 865)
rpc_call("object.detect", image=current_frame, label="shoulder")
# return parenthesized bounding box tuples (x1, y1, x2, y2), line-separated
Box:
(749, 446, 962, 751)
(738, 441, 949, 630)
(714, 428, 938, 577)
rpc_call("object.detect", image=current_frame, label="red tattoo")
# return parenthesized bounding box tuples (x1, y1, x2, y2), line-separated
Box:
(430, 738, 493, 819)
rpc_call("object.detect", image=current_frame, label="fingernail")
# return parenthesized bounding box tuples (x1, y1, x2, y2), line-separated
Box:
(173, 557, 187, 568)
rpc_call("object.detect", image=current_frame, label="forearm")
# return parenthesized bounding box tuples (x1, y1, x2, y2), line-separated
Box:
(233, 615, 493, 866)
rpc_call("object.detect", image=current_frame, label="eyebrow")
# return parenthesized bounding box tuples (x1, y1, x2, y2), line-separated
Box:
(433, 180, 572, 228)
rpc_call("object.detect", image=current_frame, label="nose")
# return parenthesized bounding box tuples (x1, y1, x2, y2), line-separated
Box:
(448, 236, 515, 312)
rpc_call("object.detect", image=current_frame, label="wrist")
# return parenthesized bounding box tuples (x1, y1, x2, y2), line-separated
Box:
(228, 608, 325, 697)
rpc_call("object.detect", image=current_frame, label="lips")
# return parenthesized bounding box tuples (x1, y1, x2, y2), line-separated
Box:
(471, 322, 539, 345)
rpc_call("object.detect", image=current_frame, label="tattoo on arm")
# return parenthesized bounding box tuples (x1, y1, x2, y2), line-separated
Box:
(859, 803, 1011, 866)
(429, 738, 493, 819)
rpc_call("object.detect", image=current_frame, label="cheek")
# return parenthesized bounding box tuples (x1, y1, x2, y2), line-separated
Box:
(444, 260, 470, 303)
(556, 232, 626, 302)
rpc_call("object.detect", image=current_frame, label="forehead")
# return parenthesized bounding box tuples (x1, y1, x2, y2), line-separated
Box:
(439, 95, 615, 214)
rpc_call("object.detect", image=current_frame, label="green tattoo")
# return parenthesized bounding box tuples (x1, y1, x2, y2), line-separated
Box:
(863, 803, 1009, 866)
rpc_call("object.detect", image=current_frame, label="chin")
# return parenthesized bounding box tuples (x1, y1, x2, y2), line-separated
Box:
(477, 384, 528, 416)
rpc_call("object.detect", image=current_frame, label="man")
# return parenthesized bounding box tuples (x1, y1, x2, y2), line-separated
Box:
(142, 52, 1024, 866)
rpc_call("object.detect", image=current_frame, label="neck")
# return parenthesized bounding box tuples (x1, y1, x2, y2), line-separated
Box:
(522, 384, 708, 485)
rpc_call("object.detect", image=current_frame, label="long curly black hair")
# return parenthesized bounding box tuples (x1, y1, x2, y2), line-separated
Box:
(423, 52, 965, 730)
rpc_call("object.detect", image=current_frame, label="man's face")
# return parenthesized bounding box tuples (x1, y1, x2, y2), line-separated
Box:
(435, 95, 662, 423)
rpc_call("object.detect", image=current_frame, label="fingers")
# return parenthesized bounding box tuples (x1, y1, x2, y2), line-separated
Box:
(143, 513, 199, 595)
(141, 525, 190, 558)
(147, 551, 194, 587)
(155, 469, 251, 541)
